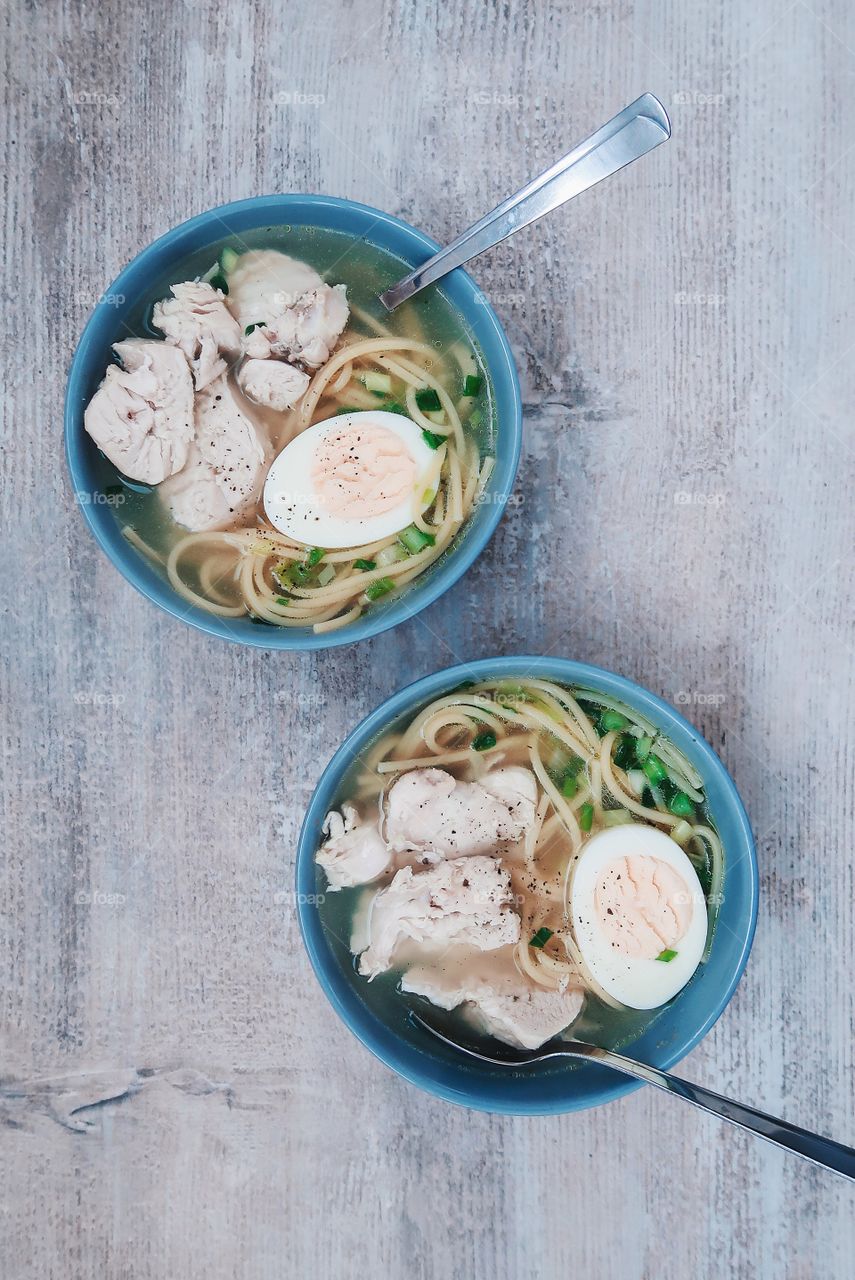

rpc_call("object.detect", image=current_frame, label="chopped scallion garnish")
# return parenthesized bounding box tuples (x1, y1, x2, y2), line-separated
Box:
(415, 387, 442, 412)
(472, 730, 497, 751)
(579, 803, 594, 832)
(421, 428, 444, 449)
(600, 710, 630, 732)
(668, 791, 695, 817)
(613, 735, 637, 771)
(209, 272, 229, 294)
(364, 577, 395, 601)
(353, 559, 376, 571)
(529, 926, 554, 949)
(361, 371, 393, 395)
(305, 547, 325, 567)
(462, 374, 482, 396)
(287, 563, 313, 586)
(656, 949, 678, 963)
(398, 524, 436, 554)
(642, 754, 668, 785)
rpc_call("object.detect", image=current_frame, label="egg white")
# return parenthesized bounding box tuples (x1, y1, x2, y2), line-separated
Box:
(570, 824, 708, 1010)
(263, 410, 441, 549)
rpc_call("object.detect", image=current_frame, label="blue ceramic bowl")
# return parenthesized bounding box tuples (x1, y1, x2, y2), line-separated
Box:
(64, 195, 522, 649)
(297, 656, 758, 1115)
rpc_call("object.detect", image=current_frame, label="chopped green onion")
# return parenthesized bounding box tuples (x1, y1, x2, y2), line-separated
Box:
(626, 769, 647, 798)
(353, 558, 376, 571)
(670, 820, 694, 846)
(421, 428, 445, 449)
(472, 730, 497, 752)
(219, 247, 240, 273)
(603, 808, 632, 827)
(635, 735, 653, 762)
(287, 563, 313, 586)
(668, 790, 695, 817)
(462, 374, 482, 396)
(385, 401, 407, 415)
(642, 754, 668, 785)
(421, 487, 436, 505)
(275, 596, 290, 606)
(317, 564, 335, 587)
(244, 321, 266, 335)
(656, 949, 678, 963)
(415, 387, 442, 412)
(529, 926, 554, 949)
(579, 803, 594, 832)
(561, 773, 578, 798)
(613, 735, 636, 770)
(209, 272, 229, 295)
(398, 524, 436, 554)
(468, 408, 483, 429)
(364, 577, 395, 601)
(305, 547, 325, 567)
(361, 371, 392, 395)
(376, 544, 406, 567)
(600, 710, 630, 733)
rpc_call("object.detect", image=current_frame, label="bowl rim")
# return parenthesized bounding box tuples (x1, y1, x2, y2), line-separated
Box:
(296, 655, 759, 1115)
(64, 193, 523, 650)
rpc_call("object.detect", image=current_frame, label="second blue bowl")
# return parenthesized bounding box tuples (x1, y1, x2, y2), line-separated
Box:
(297, 656, 758, 1115)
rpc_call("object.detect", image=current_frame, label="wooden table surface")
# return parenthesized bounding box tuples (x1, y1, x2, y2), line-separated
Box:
(2, 1, 853, 1276)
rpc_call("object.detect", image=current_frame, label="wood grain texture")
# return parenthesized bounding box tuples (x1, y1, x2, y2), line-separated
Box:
(2, 0, 854, 1276)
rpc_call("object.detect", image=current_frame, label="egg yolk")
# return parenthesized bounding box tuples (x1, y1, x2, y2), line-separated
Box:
(311, 423, 416, 521)
(594, 854, 692, 959)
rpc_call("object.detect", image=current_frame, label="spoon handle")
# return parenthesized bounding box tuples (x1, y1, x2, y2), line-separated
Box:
(568, 1042, 855, 1181)
(379, 92, 671, 311)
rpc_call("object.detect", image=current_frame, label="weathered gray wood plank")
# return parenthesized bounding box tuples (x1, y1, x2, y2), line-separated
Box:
(1, 1, 853, 1277)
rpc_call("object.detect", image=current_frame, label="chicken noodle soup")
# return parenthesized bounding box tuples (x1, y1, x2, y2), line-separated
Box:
(314, 678, 724, 1051)
(83, 226, 495, 634)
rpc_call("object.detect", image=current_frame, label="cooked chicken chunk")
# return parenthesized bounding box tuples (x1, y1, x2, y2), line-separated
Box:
(402, 963, 584, 1051)
(83, 339, 194, 484)
(266, 285, 349, 368)
(228, 249, 327, 324)
(359, 857, 520, 979)
(317, 804, 391, 890)
(158, 374, 267, 531)
(151, 282, 242, 390)
(384, 767, 537, 860)
(238, 358, 310, 411)
(227, 249, 349, 369)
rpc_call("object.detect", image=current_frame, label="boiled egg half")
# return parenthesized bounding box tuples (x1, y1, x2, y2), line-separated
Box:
(569, 824, 709, 1009)
(263, 410, 442, 549)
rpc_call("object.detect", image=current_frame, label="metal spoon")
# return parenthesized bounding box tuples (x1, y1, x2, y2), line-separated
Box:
(379, 92, 671, 311)
(411, 1012, 855, 1181)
